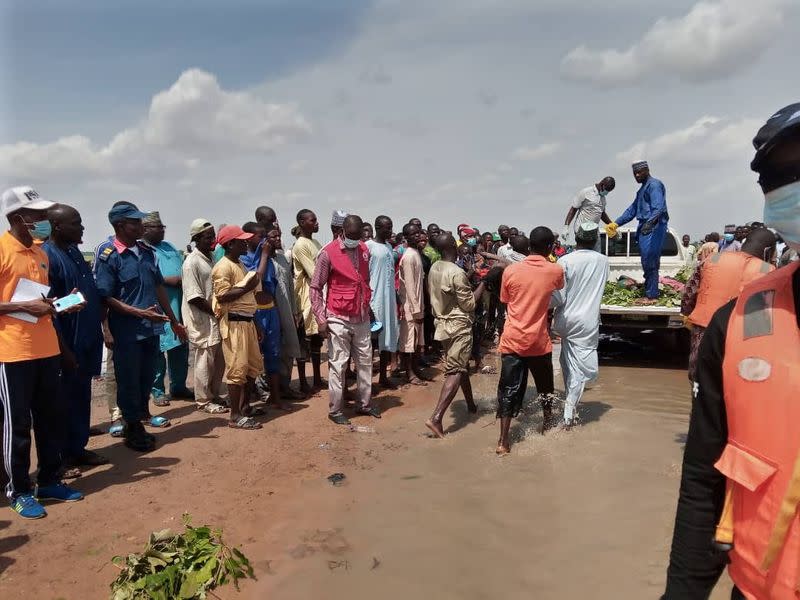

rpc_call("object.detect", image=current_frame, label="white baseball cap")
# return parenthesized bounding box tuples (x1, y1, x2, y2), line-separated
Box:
(1, 186, 55, 216)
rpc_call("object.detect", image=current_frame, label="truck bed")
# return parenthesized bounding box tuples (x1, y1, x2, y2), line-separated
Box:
(600, 304, 680, 315)
(600, 303, 683, 330)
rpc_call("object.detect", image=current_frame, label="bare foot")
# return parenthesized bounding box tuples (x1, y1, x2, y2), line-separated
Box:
(425, 419, 445, 439)
(495, 444, 510, 456)
(313, 378, 328, 390)
(466, 399, 478, 414)
(541, 406, 554, 435)
(408, 376, 428, 387)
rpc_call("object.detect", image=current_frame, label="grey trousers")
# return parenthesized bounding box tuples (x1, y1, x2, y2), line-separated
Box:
(327, 317, 372, 414)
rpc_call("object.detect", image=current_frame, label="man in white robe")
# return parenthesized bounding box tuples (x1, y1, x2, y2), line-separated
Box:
(551, 222, 609, 428)
(366, 216, 399, 388)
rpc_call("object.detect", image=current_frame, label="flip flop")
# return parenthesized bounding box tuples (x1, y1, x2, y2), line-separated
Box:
(229, 416, 262, 430)
(199, 402, 229, 414)
(152, 396, 170, 407)
(146, 415, 171, 428)
(109, 422, 124, 438)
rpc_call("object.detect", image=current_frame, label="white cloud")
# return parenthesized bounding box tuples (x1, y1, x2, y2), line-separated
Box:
(359, 65, 392, 85)
(288, 159, 309, 173)
(0, 69, 311, 180)
(561, 0, 787, 85)
(617, 115, 760, 167)
(511, 143, 561, 161)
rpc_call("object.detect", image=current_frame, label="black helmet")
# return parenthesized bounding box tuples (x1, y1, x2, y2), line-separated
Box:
(751, 103, 800, 191)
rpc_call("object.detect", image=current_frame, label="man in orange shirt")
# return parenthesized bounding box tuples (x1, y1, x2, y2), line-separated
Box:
(0, 186, 83, 519)
(496, 226, 564, 455)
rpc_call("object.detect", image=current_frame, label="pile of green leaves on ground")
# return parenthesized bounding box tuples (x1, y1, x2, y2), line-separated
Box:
(110, 514, 254, 600)
(602, 281, 682, 308)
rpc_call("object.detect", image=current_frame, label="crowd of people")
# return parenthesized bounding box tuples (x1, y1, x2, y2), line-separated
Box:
(2, 100, 800, 600)
(0, 168, 630, 519)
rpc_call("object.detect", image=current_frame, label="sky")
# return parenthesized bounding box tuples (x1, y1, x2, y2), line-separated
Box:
(1, 0, 799, 246)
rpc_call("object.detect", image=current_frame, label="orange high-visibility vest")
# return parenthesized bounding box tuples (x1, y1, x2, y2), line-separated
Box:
(688, 252, 774, 328)
(715, 262, 800, 599)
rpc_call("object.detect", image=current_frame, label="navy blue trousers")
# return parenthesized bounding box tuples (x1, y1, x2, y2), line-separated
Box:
(113, 336, 159, 425)
(639, 221, 668, 299)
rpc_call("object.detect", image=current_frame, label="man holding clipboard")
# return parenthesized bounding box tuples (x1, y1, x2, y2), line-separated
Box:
(0, 186, 83, 520)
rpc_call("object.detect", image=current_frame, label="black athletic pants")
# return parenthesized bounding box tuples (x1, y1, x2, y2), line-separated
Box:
(496, 352, 554, 418)
(0, 356, 64, 500)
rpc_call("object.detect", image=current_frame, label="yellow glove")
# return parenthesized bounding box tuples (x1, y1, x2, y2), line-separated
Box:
(605, 222, 619, 237)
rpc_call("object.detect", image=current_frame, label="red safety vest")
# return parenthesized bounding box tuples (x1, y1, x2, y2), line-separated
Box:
(715, 262, 800, 599)
(688, 252, 774, 328)
(324, 239, 372, 319)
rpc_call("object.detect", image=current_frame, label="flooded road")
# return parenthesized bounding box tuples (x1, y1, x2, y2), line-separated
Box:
(254, 335, 733, 599)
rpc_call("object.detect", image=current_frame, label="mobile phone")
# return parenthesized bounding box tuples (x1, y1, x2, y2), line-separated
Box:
(53, 292, 85, 313)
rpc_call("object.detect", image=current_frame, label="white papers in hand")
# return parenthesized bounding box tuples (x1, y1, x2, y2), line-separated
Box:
(7, 277, 50, 323)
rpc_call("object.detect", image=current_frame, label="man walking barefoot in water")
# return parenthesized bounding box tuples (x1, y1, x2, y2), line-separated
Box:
(495, 227, 564, 455)
(425, 234, 489, 437)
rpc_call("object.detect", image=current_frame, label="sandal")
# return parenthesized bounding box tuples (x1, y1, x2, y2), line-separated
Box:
(145, 415, 171, 428)
(199, 402, 229, 414)
(229, 416, 262, 430)
(109, 421, 124, 438)
(152, 395, 170, 407)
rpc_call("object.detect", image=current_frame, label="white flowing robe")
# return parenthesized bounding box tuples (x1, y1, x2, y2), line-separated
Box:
(366, 239, 399, 352)
(550, 250, 610, 421)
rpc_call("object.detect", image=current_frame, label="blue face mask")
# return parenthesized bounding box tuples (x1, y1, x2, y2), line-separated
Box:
(599, 189, 609, 197)
(30, 220, 52, 240)
(724, 233, 735, 243)
(342, 237, 360, 249)
(764, 180, 800, 251)
(466, 237, 477, 247)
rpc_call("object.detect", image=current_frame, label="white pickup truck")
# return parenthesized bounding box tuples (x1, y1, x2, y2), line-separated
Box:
(598, 227, 691, 341)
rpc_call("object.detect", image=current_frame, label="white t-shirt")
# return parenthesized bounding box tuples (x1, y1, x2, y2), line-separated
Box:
(567, 185, 606, 245)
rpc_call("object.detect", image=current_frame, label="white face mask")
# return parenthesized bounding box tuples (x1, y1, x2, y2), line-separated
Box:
(764, 180, 800, 252)
(342, 237, 360, 249)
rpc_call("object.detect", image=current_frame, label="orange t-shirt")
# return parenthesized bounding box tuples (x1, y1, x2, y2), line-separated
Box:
(499, 254, 564, 357)
(0, 231, 60, 363)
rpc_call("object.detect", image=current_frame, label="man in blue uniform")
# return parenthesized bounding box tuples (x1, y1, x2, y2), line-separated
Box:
(141, 211, 192, 405)
(94, 203, 187, 452)
(44, 204, 108, 471)
(607, 160, 669, 300)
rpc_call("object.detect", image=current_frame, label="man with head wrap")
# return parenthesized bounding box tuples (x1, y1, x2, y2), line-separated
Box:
(662, 103, 800, 600)
(550, 222, 609, 428)
(606, 160, 668, 300)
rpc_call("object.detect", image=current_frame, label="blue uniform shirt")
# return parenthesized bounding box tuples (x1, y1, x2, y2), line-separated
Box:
(43, 242, 104, 372)
(94, 240, 165, 343)
(616, 176, 668, 230)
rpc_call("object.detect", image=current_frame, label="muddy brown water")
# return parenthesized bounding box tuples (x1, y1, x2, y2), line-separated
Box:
(255, 335, 732, 599)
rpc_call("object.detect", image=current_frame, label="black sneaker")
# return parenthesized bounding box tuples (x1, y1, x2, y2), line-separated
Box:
(355, 406, 381, 419)
(328, 412, 351, 426)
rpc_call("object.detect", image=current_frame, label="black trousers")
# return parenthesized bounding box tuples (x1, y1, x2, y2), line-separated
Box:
(496, 352, 554, 418)
(0, 356, 64, 500)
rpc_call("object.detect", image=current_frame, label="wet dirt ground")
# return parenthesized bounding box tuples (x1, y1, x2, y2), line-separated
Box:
(0, 332, 732, 599)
